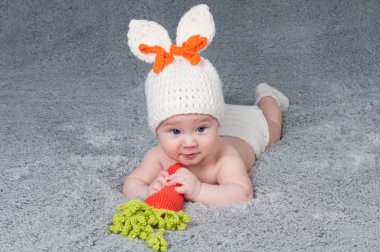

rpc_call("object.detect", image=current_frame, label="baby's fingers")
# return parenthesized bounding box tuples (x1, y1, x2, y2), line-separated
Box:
(174, 185, 186, 194)
(167, 175, 184, 186)
(149, 181, 163, 192)
(158, 176, 168, 186)
(159, 170, 169, 178)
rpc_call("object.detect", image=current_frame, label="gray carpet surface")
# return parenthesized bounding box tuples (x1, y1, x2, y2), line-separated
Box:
(1, 0, 379, 251)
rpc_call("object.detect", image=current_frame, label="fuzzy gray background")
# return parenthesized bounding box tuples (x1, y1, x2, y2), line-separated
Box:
(1, 0, 379, 251)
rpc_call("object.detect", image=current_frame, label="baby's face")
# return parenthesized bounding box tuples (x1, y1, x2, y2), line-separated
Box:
(156, 114, 220, 167)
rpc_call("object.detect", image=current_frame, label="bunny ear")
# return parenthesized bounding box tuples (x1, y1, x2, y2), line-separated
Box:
(127, 19, 172, 63)
(176, 4, 215, 49)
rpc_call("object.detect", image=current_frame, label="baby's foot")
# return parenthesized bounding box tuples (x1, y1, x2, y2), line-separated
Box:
(255, 83, 289, 111)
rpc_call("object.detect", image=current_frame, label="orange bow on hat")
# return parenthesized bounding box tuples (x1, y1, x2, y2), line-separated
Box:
(139, 35, 208, 74)
(170, 35, 207, 65)
(138, 44, 174, 74)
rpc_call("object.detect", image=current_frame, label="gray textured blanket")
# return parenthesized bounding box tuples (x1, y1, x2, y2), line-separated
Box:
(1, 0, 379, 251)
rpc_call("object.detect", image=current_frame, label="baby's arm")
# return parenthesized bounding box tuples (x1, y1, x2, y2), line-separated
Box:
(200, 157, 253, 205)
(169, 157, 254, 206)
(122, 146, 164, 198)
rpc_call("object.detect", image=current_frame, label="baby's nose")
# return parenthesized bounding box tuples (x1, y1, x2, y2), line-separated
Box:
(183, 135, 197, 147)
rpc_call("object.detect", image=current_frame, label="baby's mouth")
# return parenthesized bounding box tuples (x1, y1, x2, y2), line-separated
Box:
(182, 152, 200, 159)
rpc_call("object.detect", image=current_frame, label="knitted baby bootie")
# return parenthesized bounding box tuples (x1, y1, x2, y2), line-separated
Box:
(255, 83, 289, 112)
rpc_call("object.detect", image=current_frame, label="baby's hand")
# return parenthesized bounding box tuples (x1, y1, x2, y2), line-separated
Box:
(168, 168, 202, 202)
(146, 170, 169, 198)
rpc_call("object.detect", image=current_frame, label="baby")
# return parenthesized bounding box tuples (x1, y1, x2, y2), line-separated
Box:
(122, 4, 289, 206)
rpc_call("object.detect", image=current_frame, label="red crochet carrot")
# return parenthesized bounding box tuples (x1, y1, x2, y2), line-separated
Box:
(145, 163, 184, 211)
(109, 163, 191, 252)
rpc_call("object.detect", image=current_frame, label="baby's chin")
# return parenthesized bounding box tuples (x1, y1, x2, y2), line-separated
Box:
(177, 154, 203, 167)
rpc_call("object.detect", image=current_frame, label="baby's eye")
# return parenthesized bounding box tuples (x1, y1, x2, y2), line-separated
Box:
(196, 126, 206, 133)
(170, 128, 181, 135)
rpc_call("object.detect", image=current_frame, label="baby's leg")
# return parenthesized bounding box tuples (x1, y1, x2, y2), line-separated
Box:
(255, 83, 289, 146)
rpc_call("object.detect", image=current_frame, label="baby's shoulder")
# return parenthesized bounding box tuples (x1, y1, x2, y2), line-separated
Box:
(142, 144, 160, 159)
(220, 136, 256, 169)
(145, 144, 175, 170)
(215, 141, 246, 167)
(217, 150, 245, 167)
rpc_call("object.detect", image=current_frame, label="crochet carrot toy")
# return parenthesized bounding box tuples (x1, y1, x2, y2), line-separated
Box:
(108, 163, 191, 251)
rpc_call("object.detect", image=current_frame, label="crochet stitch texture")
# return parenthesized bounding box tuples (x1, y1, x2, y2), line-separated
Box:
(127, 4, 225, 133)
(109, 163, 191, 252)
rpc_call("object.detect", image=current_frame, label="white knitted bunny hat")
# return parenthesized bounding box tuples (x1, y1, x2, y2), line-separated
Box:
(127, 4, 225, 134)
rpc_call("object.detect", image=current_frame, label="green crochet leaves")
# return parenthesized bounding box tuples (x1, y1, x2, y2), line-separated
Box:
(108, 199, 191, 252)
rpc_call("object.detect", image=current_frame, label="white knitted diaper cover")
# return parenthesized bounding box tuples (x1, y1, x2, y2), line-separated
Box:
(219, 104, 269, 156)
